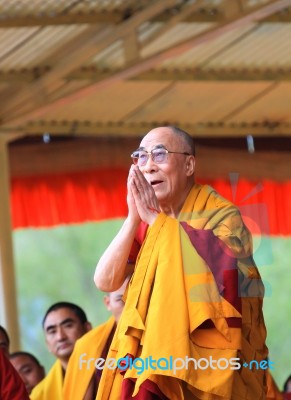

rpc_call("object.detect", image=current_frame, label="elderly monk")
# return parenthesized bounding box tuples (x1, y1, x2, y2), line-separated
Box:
(30, 302, 92, 400)
(94, 126, 268, 400)
(63, 276, 130, 400)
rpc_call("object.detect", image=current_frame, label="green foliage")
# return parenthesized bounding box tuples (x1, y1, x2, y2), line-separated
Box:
(253, 236, 291, 390)
(13, 219, 124, 371)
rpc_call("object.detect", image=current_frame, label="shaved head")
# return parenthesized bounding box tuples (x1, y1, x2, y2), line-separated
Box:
(166, 126, 195, 156)
(104, 275, 131, 323)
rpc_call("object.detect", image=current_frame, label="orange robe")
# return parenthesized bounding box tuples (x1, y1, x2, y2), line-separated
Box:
(30, 360, 63, 400)
(96, 183, 268, 400)
(63, 317, 115, 400)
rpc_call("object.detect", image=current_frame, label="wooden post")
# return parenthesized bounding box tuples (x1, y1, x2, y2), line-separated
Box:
(0, 136, 20, 350)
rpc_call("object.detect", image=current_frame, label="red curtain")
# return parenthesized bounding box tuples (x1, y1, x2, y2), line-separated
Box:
(10, 168, 291, 235)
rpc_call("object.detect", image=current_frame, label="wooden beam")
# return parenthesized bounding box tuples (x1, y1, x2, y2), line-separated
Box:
(221, 82, 279, 122)
(223, 0, 243, 19)
(0, 5, 290, 27)
(0, 136, 20, 351)
(0, 23, 112, 116)
(123, 32, 140, 64)
(2, 0, 291, 129)
(0, 0, 178, 119)
(4, 120, 291, 138)
(182, 6, 291, 23)
(2, 66, 291, 84)
(0, 132, 26, 143)
(74, 67, 291, 82)
(141, 0, 205, 48)
(0, 68, 49, 83)
(0, 11, 124, 27)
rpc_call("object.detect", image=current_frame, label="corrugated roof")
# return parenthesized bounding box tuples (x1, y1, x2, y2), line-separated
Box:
(0, 25, 90, 69)
(0, 0, 291, 139)
(148, 24, 256, 68)
(205, 23, 291, 68)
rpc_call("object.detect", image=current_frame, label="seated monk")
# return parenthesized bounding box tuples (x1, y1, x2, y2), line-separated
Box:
(9, 351, 45, 395)
(63, 276, 130, 400)
(30, 302, 91, 400)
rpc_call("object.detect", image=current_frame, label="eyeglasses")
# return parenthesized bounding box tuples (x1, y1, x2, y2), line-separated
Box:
(131, 147, 190, 166)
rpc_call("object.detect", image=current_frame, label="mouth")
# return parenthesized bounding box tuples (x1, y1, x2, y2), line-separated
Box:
(58, 343, 71, 351)
(150, 180, 163, 186)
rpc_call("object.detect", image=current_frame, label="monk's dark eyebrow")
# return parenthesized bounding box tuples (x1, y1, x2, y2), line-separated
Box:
(45, 317, 75, 333)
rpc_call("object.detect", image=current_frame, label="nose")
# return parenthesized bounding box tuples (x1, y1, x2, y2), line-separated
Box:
(141, 154, 158, 173)
(55, 326, 66, 341)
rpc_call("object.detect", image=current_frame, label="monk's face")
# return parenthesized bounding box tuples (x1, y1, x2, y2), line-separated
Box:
(139, 127, 195, 211)
(104, 277, 129, 323)
(44, 308, 90, 362)
(10, 354, 45, 394)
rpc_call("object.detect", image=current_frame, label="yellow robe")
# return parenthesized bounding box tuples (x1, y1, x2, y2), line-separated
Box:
(96, 183, 268, 400)
(30, 360, 63, 400)
(63, 317, 115, 400)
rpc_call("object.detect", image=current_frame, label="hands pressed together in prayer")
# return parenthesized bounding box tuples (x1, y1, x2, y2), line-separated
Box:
(127, 165, 160, 226)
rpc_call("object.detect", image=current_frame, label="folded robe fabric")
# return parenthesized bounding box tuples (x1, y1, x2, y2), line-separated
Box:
(0, 349, 30, 400)
(30, 360, 63, 400)
(63, 317, 115, 400)
(96, 183, 268, 400)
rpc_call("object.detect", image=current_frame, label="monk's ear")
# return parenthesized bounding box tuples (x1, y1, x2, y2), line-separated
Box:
(84, 321, 92, 332)
(185, 155, 195, 176)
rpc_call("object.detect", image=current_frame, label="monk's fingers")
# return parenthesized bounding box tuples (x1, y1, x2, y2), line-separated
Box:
(127, 165, 135, 184)
(148, 193, 160, 210)
(132, 167, 151, 191)
(133, 165, 147, 181)
(134, 172, 157, 204)
(131, 168, 159, 213)
(129, 177, 139, 194)
(130, 182, 159, 225)
(132, 177, 157, 210)
(143, 183, 159, 209)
